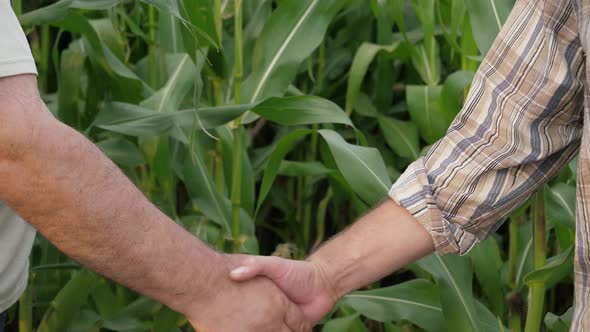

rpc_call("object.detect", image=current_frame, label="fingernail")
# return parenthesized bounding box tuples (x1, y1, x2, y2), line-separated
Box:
(230, 266, 249, 277)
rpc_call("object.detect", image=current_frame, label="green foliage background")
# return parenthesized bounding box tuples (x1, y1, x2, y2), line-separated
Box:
(7, 0, 578, 331)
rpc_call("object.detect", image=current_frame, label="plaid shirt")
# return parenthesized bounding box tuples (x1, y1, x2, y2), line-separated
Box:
(389, 0, 590, 328)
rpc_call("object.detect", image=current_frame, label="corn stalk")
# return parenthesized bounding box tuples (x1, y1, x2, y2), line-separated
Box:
(524, 187, 547, 332)
(231, 0, 244, 252)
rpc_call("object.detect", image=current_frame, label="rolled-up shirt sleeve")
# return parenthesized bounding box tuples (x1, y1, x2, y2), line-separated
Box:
(389, 0, 585, 255)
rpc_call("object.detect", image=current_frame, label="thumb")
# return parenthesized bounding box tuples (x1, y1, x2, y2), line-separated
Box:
(229, 256, 291, 282)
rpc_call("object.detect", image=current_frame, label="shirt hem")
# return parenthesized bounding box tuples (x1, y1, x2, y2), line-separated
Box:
(0, 268, 28, 313)
(0, 58, 38, 78)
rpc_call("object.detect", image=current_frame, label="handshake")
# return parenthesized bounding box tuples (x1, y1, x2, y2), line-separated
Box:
(190, 253, 339, 332)
(183, 200, 435, 332)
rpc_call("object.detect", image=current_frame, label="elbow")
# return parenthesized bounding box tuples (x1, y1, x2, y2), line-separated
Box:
(0, 74, 58, 162)
(0, 94, 56, 163)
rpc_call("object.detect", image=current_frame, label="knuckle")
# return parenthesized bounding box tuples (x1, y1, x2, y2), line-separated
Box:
(244, 256, 258, 267)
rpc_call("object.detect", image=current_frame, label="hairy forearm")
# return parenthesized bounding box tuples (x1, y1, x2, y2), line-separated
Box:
(0, 76, 224, 315)
(308, 199, 435, 298)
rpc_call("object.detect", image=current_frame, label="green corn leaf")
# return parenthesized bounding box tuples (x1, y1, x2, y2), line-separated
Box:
(107, 298, 159, 322)
(94, 95, 351, 137)
(182, 137, 257, 248)
(545, 307, 573, 332)
(515, 224, 535, 289)
(66, 309, 101, 332)
(51, 13, 147, 100)
(186, 104, 253, 130)
(437, 0, 466, 53)
(410, 42, 441, 85)
(51, 13, 109, 69)
(370, 0, 393, 45)
(140, 0, 218, 48)
(390, 0, 408, 41)
(151, 136, 177, 216)
(377, 115, 420, 160)
(89, 18, 125, 59)
(216, 126, 256, 218)
(341, 279, 445, 332)
(257, 128, 390, 212)
(256, 129, 315, 214)
(93, 103, 242, 137)
(243, 0, 273, 73)
(252, 96, 353, 127)
(71, 0, 121, 9)
(93, 102, 176, 137)
(101, 316, 151, 331)
(159, 13, 185, 53)
(278, 161, 334, 177)
(37, 270, 98, 332)
(370, 0, 395, 112)
(18, 0, 122, 26)
(410, 0, 435, 49)
(96, 138, 146, 168)
(242, 0, 344, 121)
(179, 0, 220, 48)
(138, 53, 199, 204)
(476, 301, 507, 331)
(346, 42, 401, 115)
(450, 0, 466, 39)
(464, 0, 514, 55)
(524, 246, 574, 289)
(440, 70, 475, 123)
(406, 85, 447, 144)
(319, 129, 391, 206)
(57, 42, 84, 127)
(547, 182, 576, 229)
(18, 0, 75, 26)
(410, 0, 440, 85)
(100, 46, 149, 102)
(469, 237, 505, 316)
(90, 279, 119, 318)
(461, 17, 481, 72)
(353, 93, 379, 118)
(141, 54, 195, 113)
(321, 314, 363, 332)
(417, 253, 499, 332)
(139, 0, 182, 23)
(152, 307, 181, 332)
(554, 222, 575, 255)
(183, 142, 232, 235)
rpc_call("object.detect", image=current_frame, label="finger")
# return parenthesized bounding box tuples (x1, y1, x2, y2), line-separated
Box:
(278, 326, 292, 332)
(284, 301, 311, 332)
(230, 256, 290, 282)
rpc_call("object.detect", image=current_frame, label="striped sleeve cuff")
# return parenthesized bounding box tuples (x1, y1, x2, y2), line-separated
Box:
(0, 58, 38, 78)
(388, 157, 462, 256)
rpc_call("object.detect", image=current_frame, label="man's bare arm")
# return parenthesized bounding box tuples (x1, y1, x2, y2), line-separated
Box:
(0, 75, 309, 331)
(0, 75, 223, 315)
(308, 199, 435, 298)
(228, 199, 435, 325)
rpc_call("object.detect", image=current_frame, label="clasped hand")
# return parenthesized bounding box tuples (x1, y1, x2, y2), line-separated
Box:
(186, 254, 338, 332)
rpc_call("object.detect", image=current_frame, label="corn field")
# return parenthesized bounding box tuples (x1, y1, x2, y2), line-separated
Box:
(6, 0, 577, 331)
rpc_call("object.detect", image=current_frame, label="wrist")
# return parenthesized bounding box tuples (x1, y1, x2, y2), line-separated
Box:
(176, 250, 230, 317)
(307, 255, 349, 300)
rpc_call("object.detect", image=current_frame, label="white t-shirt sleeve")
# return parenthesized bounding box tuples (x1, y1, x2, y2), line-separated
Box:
(0, 0, 38, 313)
(0, 0, 37, 78)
